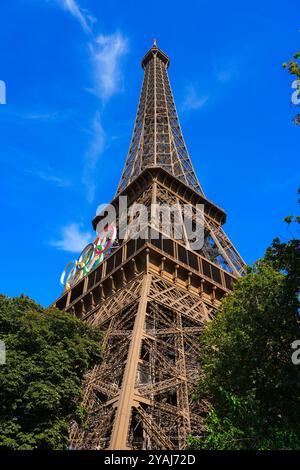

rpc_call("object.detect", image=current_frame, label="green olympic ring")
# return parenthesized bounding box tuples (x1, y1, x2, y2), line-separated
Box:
(60, 225, 117, 290)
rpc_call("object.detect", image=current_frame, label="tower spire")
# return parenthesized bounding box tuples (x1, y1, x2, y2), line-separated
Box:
(116, 43, 204, 195)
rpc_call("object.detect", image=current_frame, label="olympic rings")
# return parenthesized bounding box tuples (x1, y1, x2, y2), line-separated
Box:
(60, 260, 80, 291)
(60, 225, 116, 290)
(60, 261, 76, 291)
(94, 225, 117, 255)
(77, 243, 95, 274)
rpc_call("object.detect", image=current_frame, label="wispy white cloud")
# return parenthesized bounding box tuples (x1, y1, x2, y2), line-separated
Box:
(50, 223, 92, 252)
(182, 85, 209, 112)
(215, 58, 239, 83)
(82, 112, 105, 202)
(26, 168, 71, 187)
(90, 32, 128, 102)
(56, 0, 94, 34)
(54, 2, 128, 101)
(181, 55, 240, 113)
(85, 34, 128, 200)
(17, 110, 72, 121)
(50, 2, 129, 202)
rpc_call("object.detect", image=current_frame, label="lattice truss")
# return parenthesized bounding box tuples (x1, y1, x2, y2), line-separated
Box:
(202, 219, 246, 276)
(69, 277, 143, 450)
(124, 184, 246, 276)
(117, 44, 203, 195)
(69, 274, 215, 450)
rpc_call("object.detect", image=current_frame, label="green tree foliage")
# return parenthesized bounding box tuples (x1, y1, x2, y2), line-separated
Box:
(0, 295, 101, 450)
(189, 215, 300, 450)
(283, 50, 300, 125)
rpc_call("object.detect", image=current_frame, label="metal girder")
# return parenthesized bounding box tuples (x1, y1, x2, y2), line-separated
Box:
(116, 43, 203, 195)
(135, 406, 175, 450)
(69, 272, 216, 449)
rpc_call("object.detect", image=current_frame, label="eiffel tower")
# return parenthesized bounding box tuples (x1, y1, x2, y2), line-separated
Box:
(54, 40, 246, 450)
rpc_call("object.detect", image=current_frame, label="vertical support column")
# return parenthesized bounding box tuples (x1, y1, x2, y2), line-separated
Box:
(153, 54, 157, 166)
(66, 289, 72, 309)
(150, 180, 157, 240)
(109, 273, 152, 449)
(176, 312, 191, 449)
(151, 180, 157, 205)
(159, 60, 174, 177)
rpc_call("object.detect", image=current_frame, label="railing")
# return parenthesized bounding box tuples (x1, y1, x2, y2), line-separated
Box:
(54, 231, 236, 312)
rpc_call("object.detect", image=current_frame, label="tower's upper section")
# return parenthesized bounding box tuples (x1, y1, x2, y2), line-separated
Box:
(116, 41, 204, 195)
(141, 39, 170, 69)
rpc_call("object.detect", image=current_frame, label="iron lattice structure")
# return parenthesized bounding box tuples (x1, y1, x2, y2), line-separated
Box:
(54, 41, 246, 450)
(117, 41, 203, 195)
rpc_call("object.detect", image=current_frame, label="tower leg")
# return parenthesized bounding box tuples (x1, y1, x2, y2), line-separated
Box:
(109, 274, 151, 449)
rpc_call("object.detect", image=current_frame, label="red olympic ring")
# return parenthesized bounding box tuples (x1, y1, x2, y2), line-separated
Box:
(60, 225, 117, 289)
(94, 225, 117, 255)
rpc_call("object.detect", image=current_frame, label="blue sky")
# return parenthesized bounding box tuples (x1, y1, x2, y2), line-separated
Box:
(0, 0, 299, 306)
